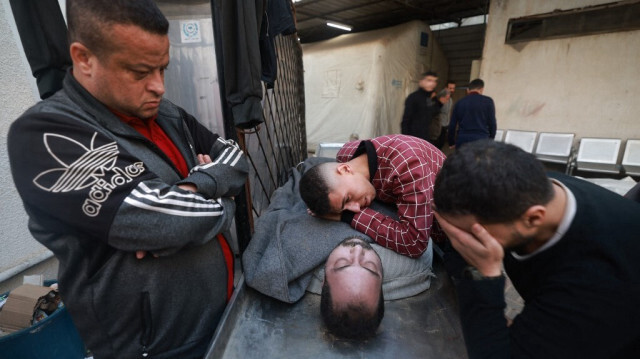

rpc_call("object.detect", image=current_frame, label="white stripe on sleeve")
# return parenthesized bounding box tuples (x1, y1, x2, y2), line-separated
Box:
(124, 197, 224, 217)
(137, 182, 213, 204)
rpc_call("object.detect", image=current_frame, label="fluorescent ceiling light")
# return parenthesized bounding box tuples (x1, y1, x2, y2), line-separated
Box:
(327, 22, 352, 31)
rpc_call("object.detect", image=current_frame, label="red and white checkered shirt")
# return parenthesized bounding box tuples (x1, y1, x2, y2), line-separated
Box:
(337, 135, 446, 258)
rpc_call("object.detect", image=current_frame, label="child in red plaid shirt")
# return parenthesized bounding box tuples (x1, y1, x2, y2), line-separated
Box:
(301, 134, 446, 258)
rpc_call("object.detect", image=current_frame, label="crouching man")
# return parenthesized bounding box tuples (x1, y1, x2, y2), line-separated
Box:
(433, 140, 640, 358)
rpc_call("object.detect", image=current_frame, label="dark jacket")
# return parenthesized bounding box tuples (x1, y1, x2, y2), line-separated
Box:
(451, 173, 640, 359)
(400, 89, 441, 142)
(260, 0, 296, 87)
(7, 72, 248, 358)
(448, 92, 496, 148)
(213, 0, 265, 129)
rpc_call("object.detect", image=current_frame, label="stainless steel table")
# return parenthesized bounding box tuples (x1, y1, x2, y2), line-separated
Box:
(205, 260, 468, 359)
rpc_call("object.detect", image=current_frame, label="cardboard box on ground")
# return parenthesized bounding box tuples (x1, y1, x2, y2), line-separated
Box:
(0, 284, 60, 333)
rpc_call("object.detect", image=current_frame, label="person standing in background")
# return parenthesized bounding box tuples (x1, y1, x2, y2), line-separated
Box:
(435, 81, 456, 149)
(427, 89, 450, 148)
(401, 71, 442, 142)
(448, 79, 496, 149)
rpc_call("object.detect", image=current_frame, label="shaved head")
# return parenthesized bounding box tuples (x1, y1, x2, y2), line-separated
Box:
(67, 0, 169, 59)
(321, 237, 384, 339)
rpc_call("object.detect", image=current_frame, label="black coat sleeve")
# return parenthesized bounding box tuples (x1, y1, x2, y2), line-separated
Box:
(457, 276, 511, 359)
(455, 271, 640, 358)
(9, 0, 71, 99)
(487, 98, 497, 139)
(448, 104, 461, 145)
(401, 94, 415, 135)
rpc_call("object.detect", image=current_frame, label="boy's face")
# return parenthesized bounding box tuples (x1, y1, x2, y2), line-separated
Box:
(325, 164, 376, 214)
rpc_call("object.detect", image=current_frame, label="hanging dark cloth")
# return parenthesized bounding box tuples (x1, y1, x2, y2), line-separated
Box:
(212, 0, 266, 129)
(260, 0, 296, 88)
(9, 0, 71, 99)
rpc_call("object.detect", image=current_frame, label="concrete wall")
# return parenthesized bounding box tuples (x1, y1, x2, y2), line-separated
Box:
(480, 0, 640, 147)
(303, 21, 449, 148)
(0, 0, 57, 291)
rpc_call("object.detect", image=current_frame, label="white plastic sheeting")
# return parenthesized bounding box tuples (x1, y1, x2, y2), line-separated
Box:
(302, 21, 449, 150)
(163, 14, 225, 136)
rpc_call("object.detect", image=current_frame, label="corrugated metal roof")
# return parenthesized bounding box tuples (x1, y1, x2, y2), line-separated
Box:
(294, 0, 489, 43)
(433, 24, 486, 85)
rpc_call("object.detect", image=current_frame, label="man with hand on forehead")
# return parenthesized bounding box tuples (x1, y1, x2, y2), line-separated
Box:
(433, 140, 640, 358)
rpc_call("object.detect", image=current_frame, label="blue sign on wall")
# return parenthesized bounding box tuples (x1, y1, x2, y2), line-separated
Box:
(420, 32, 429, 47)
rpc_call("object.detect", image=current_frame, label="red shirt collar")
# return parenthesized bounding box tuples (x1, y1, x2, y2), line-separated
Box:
(109, 108, 158, 125)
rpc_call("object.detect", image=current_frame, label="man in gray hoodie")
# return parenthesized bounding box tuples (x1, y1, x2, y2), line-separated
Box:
(7, 1, 248, 358)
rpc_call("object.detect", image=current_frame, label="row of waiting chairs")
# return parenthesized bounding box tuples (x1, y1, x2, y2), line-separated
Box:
(315, 133, 640, 177)
(495, 130, 640, 176)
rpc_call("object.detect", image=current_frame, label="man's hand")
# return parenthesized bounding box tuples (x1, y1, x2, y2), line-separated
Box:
(136, 251, 159, 259)
(177, 183, 197, 192)
(138, 153, 213, 259)
(176, 154, 212, 193)
(307, 208, 341, 221)
(434, 212, 504, 277)
(320, 212, 342, 221)
(197, 154, 212, 164)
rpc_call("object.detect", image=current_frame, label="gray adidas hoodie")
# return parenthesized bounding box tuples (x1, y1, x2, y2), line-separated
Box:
(7, 72, 248, 358)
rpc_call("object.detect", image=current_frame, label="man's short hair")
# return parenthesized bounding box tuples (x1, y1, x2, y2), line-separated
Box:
(433, 140, 554, 223)
(468, 78, 485, 91)
(320, 277, 384, 340)
(422, 71, 438, 79)
(299, 163, 333, 216)
(437, 89, 450, 98)
(67, 0, 169, 58)
(447, 80, 456, 86)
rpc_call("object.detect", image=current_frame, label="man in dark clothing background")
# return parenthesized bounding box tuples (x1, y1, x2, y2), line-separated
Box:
(401, 71, 442, 142)
(433, 140, 640, 359)
(448, 79, 496, 149)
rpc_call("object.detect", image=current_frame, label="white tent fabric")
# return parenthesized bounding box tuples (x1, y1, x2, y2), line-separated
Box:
(302, 21, 448, 150)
